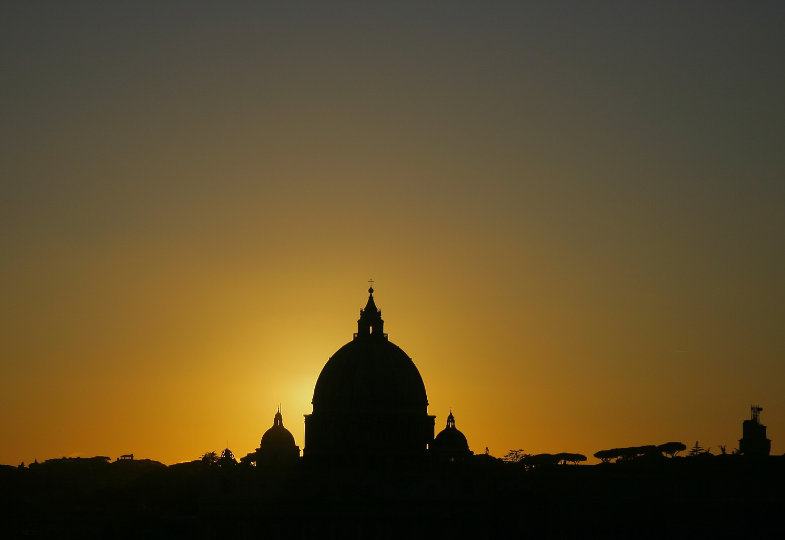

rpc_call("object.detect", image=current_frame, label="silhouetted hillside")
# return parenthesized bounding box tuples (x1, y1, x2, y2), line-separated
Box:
(2, 454, 784, 538)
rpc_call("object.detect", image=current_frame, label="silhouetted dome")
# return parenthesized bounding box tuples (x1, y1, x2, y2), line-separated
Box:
(252, 409, 300, 465)
(431, 411, 471, 459)
(304, 287, 435, 460)
(433, 425, 469, 450)
(312, 288, 427, 413)
(313, 338, 427, 412)
(260, 409, 297, 450)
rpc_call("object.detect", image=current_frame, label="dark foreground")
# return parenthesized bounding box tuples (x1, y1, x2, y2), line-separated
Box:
(2, 455, 783, 539)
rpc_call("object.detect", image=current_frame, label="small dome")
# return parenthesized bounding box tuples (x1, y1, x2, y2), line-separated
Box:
(431, 411, 471, 458)
(260, 409, 297, 450)
(433, 427, 469, 450)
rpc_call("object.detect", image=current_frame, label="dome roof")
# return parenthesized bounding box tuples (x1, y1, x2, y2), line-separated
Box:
(431, 412, 470, 454)
(433, 426, 469, 450)
(260, 409, 297, 449)
(311, 288, 428, 413)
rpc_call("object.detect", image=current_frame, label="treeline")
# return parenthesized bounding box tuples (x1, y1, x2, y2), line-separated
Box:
(593, 442, 687, 462)
(502, 450, 587, 467)
(503, 442, 700, 466)
(25, 455, 166, 468)
(3, 449, 784, 538)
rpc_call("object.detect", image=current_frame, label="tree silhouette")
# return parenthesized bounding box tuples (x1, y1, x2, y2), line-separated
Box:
(522, 454, 560, 468)
(594, 449, 618, 463)
(239, 452, 256, 467)
(502, 449, 529, 463)
(688, 441, 706, 457)
(657, 442, 686, 458)
(554, 453, 587, 465)
(594, 445, 665, 463)
(505, 450, 586, 467)
(201, 451, 218, 466)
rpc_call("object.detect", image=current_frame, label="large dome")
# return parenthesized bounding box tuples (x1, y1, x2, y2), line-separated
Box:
(312, 336, 428, 413)
(304, 287, 435, 460)
(312, 287, 427, 413)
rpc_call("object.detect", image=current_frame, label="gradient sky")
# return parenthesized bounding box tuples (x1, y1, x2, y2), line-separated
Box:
(2, 2, 784, 465)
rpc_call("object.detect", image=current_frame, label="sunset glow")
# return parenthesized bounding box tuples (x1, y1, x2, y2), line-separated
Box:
(1, 3, 783, 466)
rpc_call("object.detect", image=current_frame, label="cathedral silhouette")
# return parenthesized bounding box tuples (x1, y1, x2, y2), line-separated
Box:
(9, 288, 783, 538)
(253, 286, 471, 465)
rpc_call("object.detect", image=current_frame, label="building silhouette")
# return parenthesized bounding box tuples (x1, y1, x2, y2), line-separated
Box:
(242, 408, 300, 466)
(218, 447, 237, 467)
(430, 411, 473, 462)
(304, 287, 436, 463)
(739, 405, 771, 457)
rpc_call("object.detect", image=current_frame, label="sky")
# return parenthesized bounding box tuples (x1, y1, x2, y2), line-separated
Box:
(1, 2, 784, 465)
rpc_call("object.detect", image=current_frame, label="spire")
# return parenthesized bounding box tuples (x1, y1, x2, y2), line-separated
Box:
(356, 284, 385, 339)
(365, 286, 378, 313)
(446, 410, 456, 429)
(274, 408, 283, 428)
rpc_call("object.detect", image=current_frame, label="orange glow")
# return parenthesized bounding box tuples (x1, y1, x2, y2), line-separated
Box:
(2, 4, 783, 466)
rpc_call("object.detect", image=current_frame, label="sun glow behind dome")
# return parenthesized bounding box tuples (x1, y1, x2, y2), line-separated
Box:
(1, 3, 784, 466)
